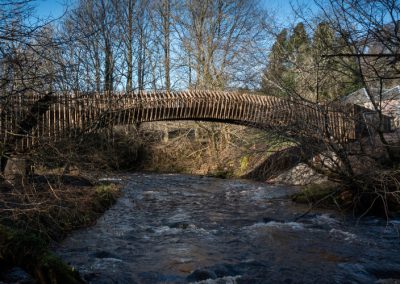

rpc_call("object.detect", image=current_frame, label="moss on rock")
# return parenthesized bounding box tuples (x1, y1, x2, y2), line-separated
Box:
(291, 182, 341, 207)
(0, 225, 83, 283)
(34, 252, 83, 284)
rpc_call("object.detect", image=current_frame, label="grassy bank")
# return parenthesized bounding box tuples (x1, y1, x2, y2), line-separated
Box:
(0, 175, 121, 283)
(291, 172, 400, 217)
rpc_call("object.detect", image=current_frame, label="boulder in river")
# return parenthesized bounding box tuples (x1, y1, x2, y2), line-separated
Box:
(187, 269, 217, 282)
(268, 163, 327, 185)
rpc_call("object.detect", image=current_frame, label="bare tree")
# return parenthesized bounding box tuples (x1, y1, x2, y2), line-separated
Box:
(110, 0, 138, 91)
(173, 0, 268, 90)
(159, 0, 171, 92)
(62, 0, 122, 92)
(0, 1, 69, 171)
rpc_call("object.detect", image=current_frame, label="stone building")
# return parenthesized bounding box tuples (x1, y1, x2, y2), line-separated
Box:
(342, 86, 400, 129)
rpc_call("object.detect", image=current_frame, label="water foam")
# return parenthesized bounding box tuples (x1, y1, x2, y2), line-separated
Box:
(329, 229, 357, 241)
(246, 221, 304, 230)
(194, 275, 242, 284)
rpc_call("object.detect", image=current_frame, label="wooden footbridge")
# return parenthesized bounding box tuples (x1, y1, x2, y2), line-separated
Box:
(0, 90, 387, 150)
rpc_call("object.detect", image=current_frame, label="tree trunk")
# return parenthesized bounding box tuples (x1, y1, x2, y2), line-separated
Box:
(104, 38, 113, 92)
(138, 26, 144, 91)
(162, 0, 171, 92)
(126, 0, 134, 91)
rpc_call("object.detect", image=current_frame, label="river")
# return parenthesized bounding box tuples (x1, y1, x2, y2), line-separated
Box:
(55, 173, 400, 283)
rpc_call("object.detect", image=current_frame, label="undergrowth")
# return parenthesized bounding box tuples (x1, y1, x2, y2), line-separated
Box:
(0, 177, 121, 283)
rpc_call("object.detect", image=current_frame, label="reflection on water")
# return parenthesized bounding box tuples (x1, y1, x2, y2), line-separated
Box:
(56, 173, 400, 283)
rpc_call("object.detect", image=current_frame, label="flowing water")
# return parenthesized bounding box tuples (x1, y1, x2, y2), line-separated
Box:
(55, 173, 400, 283)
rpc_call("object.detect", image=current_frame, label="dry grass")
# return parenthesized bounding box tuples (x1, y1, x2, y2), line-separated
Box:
(138, 122, 287, 177)
(0, 171, 121, 283)
(0, 176, 120, 240)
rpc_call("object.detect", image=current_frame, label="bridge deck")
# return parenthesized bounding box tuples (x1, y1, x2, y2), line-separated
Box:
(0, 90, 383, 150)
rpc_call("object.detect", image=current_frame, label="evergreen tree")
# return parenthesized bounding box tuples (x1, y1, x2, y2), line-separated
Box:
(285, 22, 310, 95)
(262, 23, 311, 97)
(288, 22, 310, 55)
(270, 29, 289, 73)
(313, 26, 363, 99)
(332, 31, 364, 96)
(311, 22, 363, 100)
(261, 28, 289, 96)
(312, 22, 336, 99)
(312, 22, 334, 52)
(261, 22, 362, 101)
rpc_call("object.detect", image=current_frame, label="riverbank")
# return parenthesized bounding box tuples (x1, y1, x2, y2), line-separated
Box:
(0, 173, 121, 283)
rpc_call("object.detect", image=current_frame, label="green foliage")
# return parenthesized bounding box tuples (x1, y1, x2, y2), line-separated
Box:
(0, 225, 83, 283)
(313, 23, 363, 100)
(240, 156, 249, 173)
(288, 22, 310, 55)
(0, 225, 47, 264)
(36, 252, 83, 284)
(263, 22, 311, 97)
(262, 29, 289, 96)
(291, 182, 340, 206)
(211, 168, 233, 179)
(94, 184, 120, 209)
(312, 22, 334, 52)
(262, 21, 364, 100)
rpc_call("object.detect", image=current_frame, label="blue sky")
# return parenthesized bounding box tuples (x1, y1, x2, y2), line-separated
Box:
(35, 0, 316, 22)
(35, 0, 73, 19)
(266, 0, 317, 23)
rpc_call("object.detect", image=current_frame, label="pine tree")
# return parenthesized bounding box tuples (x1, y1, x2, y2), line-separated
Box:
(261, 28, 289, 96)
(313, 22, 334, 52)
(311, 24, 363, 100)
(262, 23, 312, 97)
(288, 22, 310, 61)
(312, 22, 336, 99)
(284, 22, 311, 95)
(333, 31, 364, 96)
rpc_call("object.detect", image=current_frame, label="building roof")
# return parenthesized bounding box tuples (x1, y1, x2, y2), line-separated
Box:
(341, 86, 400, 105)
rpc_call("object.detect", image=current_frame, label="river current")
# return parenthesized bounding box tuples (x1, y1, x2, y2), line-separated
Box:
(55, 173, 400, 283)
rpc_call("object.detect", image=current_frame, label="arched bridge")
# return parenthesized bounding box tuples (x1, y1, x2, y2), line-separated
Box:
(0, 90, 381, 150)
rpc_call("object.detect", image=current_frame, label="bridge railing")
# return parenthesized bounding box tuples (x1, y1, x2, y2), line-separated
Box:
(0, 91, 384, 151)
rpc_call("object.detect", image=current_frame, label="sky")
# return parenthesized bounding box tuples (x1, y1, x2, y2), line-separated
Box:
(267, 1, 303, 21)
(267, 0, 319, 25)
(34, 0, 317, 22)
(35, 0, 73, 19)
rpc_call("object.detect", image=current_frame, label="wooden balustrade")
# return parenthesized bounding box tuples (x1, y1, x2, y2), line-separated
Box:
(0, 90, 381, 151)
